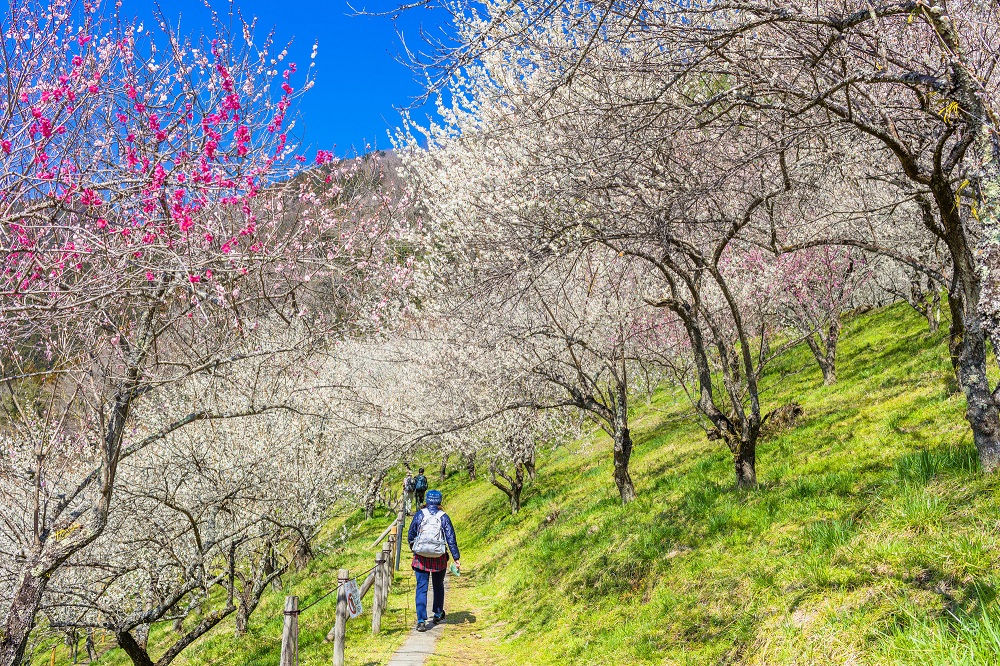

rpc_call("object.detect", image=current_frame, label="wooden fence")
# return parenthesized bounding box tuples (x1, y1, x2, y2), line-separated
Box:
(279, 509, 407, 666)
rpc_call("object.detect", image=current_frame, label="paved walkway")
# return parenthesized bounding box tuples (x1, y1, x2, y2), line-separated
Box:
(386, 578, 446, 666)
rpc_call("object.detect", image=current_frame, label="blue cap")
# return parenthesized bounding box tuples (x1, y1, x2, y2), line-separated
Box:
(425, 490, 442, 505)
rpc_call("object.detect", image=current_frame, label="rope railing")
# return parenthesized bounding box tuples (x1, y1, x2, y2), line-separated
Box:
(280, 563, 380, 617)
(279, 508, 407, 666)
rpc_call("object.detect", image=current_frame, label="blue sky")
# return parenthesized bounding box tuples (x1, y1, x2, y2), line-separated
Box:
(119, 0, 447, 155)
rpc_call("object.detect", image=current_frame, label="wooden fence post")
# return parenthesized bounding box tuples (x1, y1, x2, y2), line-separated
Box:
(371, 550, 385, 634)
(395, 510, 405, 570)
(280, 596, 298, 666)
(387, 529, 396, 576)
(381, 542, 392, 608)
(333, 569, 348, 666)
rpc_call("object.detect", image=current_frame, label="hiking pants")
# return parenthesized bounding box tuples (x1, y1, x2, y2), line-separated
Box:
(415, 489, 426, 505)
(413, 568, 445, 623)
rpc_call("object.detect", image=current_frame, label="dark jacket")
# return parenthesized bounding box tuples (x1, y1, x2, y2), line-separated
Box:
(408, 505, 460, 571)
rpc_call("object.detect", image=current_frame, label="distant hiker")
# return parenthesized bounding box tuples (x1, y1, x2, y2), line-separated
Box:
(408, 489, 460, 632)
(403, 471, 416, 515)
(414, 468, 428, 505)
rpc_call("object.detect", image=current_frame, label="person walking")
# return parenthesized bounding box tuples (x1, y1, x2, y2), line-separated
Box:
(402, 471, 416, 515)
(414, 468, 428, 506)
(407, 489, 460, 631)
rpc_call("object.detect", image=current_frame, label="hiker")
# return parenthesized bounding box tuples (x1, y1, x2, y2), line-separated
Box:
(402, 471, 416, 515)
(414, 468, 428, 505)
(407, 489, 460, 632)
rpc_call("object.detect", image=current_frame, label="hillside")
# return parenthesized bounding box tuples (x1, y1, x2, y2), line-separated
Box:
(35, 301, 1000, 665)
(424, 301, 1000, 665)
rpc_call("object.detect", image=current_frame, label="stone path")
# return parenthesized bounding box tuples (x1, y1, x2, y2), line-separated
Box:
(385, 618, 445, 666)
(386, 578, 446, 666)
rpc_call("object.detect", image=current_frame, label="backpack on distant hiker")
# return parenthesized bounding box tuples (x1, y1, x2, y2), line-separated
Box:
(404, 476, 416, 493)
(411, 507, 447, 557)
(414, 475, 428, 492)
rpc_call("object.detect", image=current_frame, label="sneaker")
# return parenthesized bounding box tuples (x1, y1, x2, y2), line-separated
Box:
(433, 611, 446, 623)
(416, 622, 428, 632)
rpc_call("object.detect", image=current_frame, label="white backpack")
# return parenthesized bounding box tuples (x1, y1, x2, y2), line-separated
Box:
(411, 508, 447, 557)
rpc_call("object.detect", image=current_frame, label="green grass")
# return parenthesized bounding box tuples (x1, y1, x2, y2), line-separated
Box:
(32, 301, 1000, 665)
(422, 302, 1000, 665)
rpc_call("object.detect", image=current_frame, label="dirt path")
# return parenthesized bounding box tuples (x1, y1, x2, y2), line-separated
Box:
(385, 619, 446, 666)
(385, 571, 447, 666)
(423, 573, 508, 666)
(386, 570, 507, 666)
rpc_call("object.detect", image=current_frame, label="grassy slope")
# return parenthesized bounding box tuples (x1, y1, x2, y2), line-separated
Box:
(429, 302, 1000, 665)
(35, 302, 1000, 665)
(34, 512, 416, 666)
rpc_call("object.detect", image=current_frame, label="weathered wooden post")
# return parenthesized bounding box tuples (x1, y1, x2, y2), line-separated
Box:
(381, 542, 392, 607)
(372, 549, 385, 634)
(333, 570, 348, 666)
(387, 528, 397, 576)
(395, 509, 405, 570)
(280, 596, 299, 666)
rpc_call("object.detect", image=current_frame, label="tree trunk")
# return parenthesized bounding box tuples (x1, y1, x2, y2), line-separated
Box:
(0, 558, 48, 666)
(439, 454, 449, 483)
(909, 271, 940, 334)
(947, 280, 965, 373)
(803, 334, 834, 385)
(465, 453, 476, 480)
(824, 321, 840, 385)
(802, 320, 839, 386)
(363, 473, 384, 521)
(611, 379, 637, 504)
(927, 284, 941, 333)
(234, 578, 270, 637)
(760, 332, 771, 359)
(488, 460, 525, 515)
(64, 629, 78, 665)
(291, 536, 312, 570)
(523, 446, 536, 482)
(263, 545, 282, 591)
(507, 461, 524, 514)
(509, 482, 522, 514)
(820, 363, 836, 385)
(115, 599, 245, 666)
(151, 607, 235, 666)
(957, 310, 1000, 470)
(612, 425, 636, 504)
(733, 437, 757, 489)
(85, 629, 96, 663)
(934, 176, 1000, 470)
(234, 601, 251, 636)
(667, 298, 751, 488)
(115, 631, 155, 666)
(237, 550, 287, 637)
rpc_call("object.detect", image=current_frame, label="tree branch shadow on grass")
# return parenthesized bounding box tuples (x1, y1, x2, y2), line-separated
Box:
(443, 610, 478, 624)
